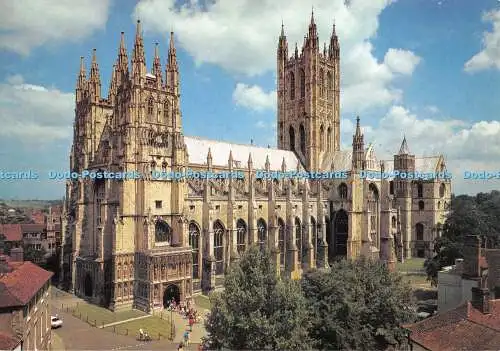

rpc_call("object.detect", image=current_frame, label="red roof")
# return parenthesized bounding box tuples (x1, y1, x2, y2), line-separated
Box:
(0, 258, 53, 308)
(0, 224, 22, 242)
(0, 331, 20, 350)
(405, 300, 500, 350)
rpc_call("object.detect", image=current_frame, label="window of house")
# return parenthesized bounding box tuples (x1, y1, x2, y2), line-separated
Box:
(155, 200, 162, 209)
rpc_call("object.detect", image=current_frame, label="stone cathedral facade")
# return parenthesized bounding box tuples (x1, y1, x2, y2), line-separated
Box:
(61, 14, 451, 312)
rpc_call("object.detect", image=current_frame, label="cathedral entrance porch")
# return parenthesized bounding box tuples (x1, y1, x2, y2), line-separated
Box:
(163, 284, 181, 307)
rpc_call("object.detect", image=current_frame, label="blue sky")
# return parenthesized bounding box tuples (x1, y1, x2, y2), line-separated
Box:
(0, 0, 499, 199)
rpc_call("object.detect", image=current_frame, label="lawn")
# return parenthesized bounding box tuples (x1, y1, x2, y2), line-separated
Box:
(396, 258, 426, 273)
(104, 316, 172, 340)
(193, 294, 211, 310)
(70, 302, 146, 327)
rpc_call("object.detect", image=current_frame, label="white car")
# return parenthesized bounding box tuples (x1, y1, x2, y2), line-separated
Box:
(51, 316, 63, 328)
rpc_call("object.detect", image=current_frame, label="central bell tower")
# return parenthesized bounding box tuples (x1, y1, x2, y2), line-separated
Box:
(277, 11, 341, 171)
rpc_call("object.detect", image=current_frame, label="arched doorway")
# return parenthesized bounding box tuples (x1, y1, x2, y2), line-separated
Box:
(84, 273, 93, 297)
(163, 284, 180, 308)
(333, 210, 348, 258)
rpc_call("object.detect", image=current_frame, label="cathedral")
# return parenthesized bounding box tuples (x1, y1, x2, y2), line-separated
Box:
(61, 13, 451, 312)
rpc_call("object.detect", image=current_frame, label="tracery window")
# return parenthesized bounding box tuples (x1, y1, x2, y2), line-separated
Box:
(295, 217, 302, 263)
(319, 68, 324, 98)
(155, 220, 172, 243)
(338, 183, 348, 199)
(289, 72, 295, 100)
(278, 218, 285, 266)
(300, 69, 305, 98)
(299, 124, 306, 155)
(214, 221, 224, 274)
(257, 218, 267, 251)
(189, 222, 200, 279)
(416, 223, 424, 241)
(236, 219, 247, 254)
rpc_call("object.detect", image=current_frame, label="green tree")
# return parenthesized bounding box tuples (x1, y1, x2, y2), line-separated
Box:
(23, 245, 47, 263)
(424, 192, 500, 284)
(302, 257, 416, 351)
(203, 245, 312, 350)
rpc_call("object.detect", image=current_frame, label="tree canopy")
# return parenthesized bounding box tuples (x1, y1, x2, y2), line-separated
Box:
(204, 246, 416, 350)
(302, 257, 415, 350)
(203, 245, 311, 350)
(425, 191, 500, 284)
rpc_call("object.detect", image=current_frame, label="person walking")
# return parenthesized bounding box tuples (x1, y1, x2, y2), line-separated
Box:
(189, 316, 194, 331)
(183, 330, 190, 346)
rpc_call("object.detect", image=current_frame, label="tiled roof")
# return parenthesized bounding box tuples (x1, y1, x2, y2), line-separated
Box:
(0, 258, 53, 308)
(0, 331, 20, 350)
(0, 224, 22, 242)
(184, 136, 302, 171)
(405, 300, 500, 350)
(20, 223, 46, 232)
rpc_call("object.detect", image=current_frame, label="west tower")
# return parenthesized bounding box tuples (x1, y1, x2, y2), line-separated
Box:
(277, 12, 340, 171)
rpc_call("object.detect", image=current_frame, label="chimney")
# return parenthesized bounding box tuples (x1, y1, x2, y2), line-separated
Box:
(471, 287, 490, 314)
(462, 235, 481, 278)
(10, 247, 24, 262)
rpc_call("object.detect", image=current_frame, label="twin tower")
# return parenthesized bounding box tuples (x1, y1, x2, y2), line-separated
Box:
(277, 11, 341, 171)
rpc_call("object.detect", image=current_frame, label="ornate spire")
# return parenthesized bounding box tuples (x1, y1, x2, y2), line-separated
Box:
(399, 136, 410, 155)
(116, 31, 129, 75)
(132, 20, 146, 79)
(108, 64, 117, 100)
(167, 31, 177, 68)
(89, 49, 101, 99)
(248, 152, 253, 169)
(308, 6, 318, 45)
(281, 156, 287, 171)
(77, 56, 86, 89)
(277, 21, 288, 59)
(166, 31, 179, 94)
(295, 42, 299, 58)
(354, 116, 362, 138)
(228, 150, 233, 166)
(329, 21, 340, 59)
(265, 155, 270, 170)
(152, 42, 162, 82)
(352, 116, 365, 170)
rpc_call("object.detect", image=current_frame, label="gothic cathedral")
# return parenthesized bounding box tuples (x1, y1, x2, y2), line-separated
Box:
(61, 13, 451, 312)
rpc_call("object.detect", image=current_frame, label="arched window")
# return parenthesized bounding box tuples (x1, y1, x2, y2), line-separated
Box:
(392, 216, 397, 228)
(438, 201, 441, 210)
(289, 126, 295, 151)
(311, 216, 317, 264)
(416, 223, 424, 241)
(368, 184, 379, 232)
(327, 71, 333, 96)
(278, 218, 285, 266)
(389, 181, 394, 195)
(164, 100, 170, 124)
(236, 219, 247, 254)
(300, 69, 305, 98)
(439, 183, 446, 198)
(214, 220, 224, 274)
(295, 217, 302, 263)
(319, 125, 325, 150)
(189, 222, 200, 279)
(289, 72, 295, 100)
(299, 124, 306, 154)
(257, 218, 267, 251)
(338, 183, 348, 199)
(155, 221, 172, 243)
(147, 97, 154, 121)
(418, 200, 425, 210)
(319, 68, 324, 98)
(327, 127, 332, 152)
(417, 182, 423, 198)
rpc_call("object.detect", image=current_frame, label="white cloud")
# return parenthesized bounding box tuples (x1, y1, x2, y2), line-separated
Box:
(0, 0, 111, 55)
(343, 106, 500, 195)
(384, 49, 421, 75)
(0, 75, 74, 141)
(464, 9, 500, 72)
(232, 83, 276, 112)
(134, 0, 420, 113)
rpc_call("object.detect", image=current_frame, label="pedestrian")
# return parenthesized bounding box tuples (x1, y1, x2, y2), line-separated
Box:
(178, 342, 184, 351)
(189, 317, 194, 331)
(183, 330, 190, 346)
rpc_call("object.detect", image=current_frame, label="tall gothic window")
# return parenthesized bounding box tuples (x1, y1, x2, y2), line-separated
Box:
(189, 222, 200, 279)
(417, 182, 423, 198)
(299, 124, 306, 155)
(319, 68, 324, 98)
(295, 217, 302, 263)
(147, 97, 154, 122)
(368, 184, 379, 237)
(289, 126, 295, 151)
(416, 223, 424, 241)
(257, 218, 267, 251)
(327, 127, 332, 151)
(289, 72, 295, 100)
(389, 181, 394, 195)
(439, 183, 446, 198)
(320, 125, 325, 150)
(236, 219, 247, 254)
(164, 100, 170, 125)
(155, 220, 172, 243)
(278, 218, 285, 266)
(214, 220, 224, 274)
(338, 183, 348, 199)
(392, 216, 397, 228)
(419, 200, 425, 210)
(300, 69, 305, 98)
(311, 216, 317, 265)
(327, 71, 333, 96)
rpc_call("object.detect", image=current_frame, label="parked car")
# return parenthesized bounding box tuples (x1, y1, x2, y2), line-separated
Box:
(51, 316, 63, 328)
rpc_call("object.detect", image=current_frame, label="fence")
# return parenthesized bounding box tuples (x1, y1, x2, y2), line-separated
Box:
(58, 303, 176, 341)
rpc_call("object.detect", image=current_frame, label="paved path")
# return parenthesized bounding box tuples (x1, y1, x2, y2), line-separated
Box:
(100, 314, 152, 328)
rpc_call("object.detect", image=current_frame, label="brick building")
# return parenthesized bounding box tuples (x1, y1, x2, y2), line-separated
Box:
(0, 248, 53, 350)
